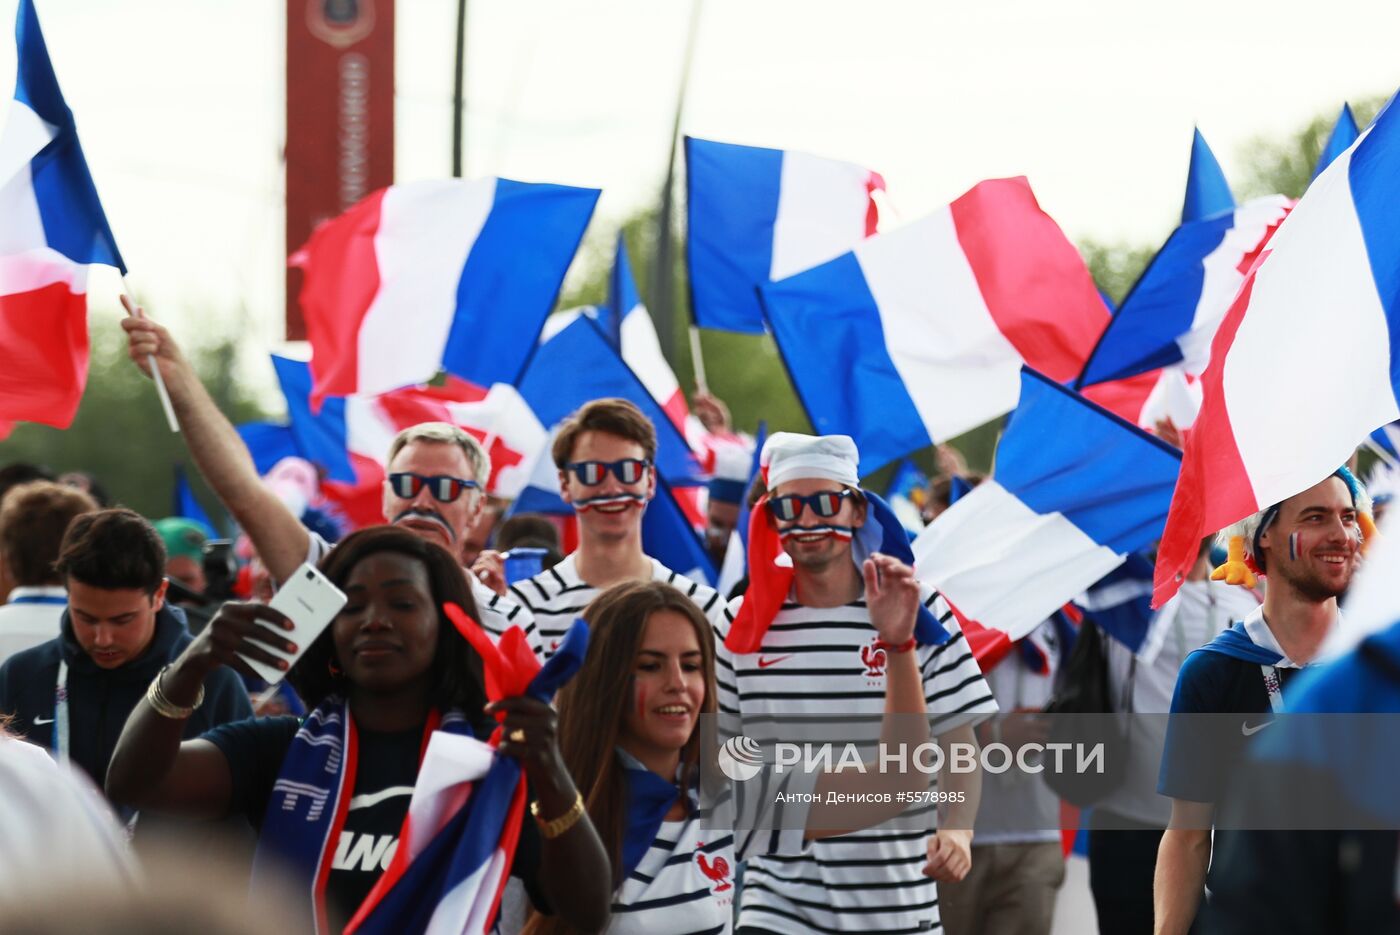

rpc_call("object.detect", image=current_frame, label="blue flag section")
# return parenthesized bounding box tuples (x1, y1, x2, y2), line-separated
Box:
(1181, 127, 1234, 224)
(1072, 551, 1156, 653)
(439, 180, 600, 388)
(236, 422, 303, 476)
(685, 137, 785, 335)
(518, 316, 702, 486)
(1313, 103, 1360, 181)
(11, 0, 125, 271)
(995, 370, 1184, 555)
(172, 464, 217, 534)
(270, 356, 356, 484)
(596, 234, 643, 349)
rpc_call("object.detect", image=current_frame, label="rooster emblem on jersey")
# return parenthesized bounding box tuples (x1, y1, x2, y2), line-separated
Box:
(696, 847, 732, 892)
(860, 641, 887, 680)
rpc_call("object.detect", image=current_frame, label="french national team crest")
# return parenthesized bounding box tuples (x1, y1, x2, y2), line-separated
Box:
(860, 637, 887, 683)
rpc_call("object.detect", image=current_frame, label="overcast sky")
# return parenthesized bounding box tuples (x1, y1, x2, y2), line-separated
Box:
(2, 0, 1398, 392)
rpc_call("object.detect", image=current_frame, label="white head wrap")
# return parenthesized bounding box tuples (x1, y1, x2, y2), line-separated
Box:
(762, 432, 860, 490)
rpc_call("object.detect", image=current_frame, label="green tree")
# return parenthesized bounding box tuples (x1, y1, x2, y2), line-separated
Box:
(0, 310, 272, 522)
(1236, 96, 1387, 200)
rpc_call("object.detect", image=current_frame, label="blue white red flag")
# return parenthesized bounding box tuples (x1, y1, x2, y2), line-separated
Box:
(762, 176, 1110, 472)
(347, 618, 589, 935)
(1181, 127, 1234, 224)
(1313, 103, 1359, 181)
(292, 178, 598, 409)
(268, 355, 545, 501)
(886, 458, 929, 534)
(912, 368, 1181, 640)
(1154, 91, 1400, 606)
(1078, 196, 1292, 392)
(1368, 420, 1400, 461)
(686, 136, 885, 334)
(0, 0, 124, 430)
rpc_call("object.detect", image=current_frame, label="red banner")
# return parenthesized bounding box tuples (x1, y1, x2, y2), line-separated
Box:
(285, 0, 395, 339)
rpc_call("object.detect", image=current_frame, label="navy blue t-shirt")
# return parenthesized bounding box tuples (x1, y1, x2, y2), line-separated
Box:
(204, 715, 544, 932)
(1158, 650, 1303, 804)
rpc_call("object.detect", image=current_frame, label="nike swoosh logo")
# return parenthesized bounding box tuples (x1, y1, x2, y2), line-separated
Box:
(757, 655, 792, 669)
(32, 717, 54, 726)
(1241, 720, 1274, 736)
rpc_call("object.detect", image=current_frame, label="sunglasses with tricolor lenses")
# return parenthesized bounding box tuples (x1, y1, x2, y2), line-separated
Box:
(564, 459, 652, 486)
(766, 488, 856, 522)
(387, 472, 480, 503)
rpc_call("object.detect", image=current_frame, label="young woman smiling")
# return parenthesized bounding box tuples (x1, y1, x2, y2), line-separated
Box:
(106, 526, 611, 934)
(527, 560, 931, 935)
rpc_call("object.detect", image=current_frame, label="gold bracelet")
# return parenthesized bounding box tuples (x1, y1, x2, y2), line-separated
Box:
(145, 664, 204, 720)
(530, 791, 585, 839)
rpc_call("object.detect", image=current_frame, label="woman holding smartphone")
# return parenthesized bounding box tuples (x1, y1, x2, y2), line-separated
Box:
(525, 561, 931, 935)
(107, 525, 611, 934)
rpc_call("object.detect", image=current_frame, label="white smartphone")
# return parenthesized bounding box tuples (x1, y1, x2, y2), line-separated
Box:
(238, 562, 348, 685)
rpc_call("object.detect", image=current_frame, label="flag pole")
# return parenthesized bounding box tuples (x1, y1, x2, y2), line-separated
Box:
(688, 325, 708, 394)
(651, 0, 704, 378)
(120, 278, 179, 433)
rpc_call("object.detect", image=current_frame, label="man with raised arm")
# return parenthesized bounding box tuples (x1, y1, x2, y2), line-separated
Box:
(121, 308, 539, 653)
(715, 432, 997, 935)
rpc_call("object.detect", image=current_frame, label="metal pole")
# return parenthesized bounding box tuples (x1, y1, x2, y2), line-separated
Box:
(451, 0, 468, 177)
(650, 0, 703, 369)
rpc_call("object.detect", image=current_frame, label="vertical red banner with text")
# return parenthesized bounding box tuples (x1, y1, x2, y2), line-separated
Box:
(285, 0, 394, 339)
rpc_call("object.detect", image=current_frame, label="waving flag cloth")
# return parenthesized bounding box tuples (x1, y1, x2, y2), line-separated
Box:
(1077, 196, 1292, 403)
(292, 177, 599, 409)
(513, 315, 715, 582)
(345, 616, 588, 935)
(762, 176, 1110, 472)
(686, 136, 885, 334)
(0, 0, 124, 432)
(1313, 103, 1360, 181)
(912, 368, 1182, 641)
(268, 355, 545, 499)
(714, 423, 766, 597)
(724, 432, 951, 654)
(1153, 91, 1400, 607)
(1181, 127, 1235, 224)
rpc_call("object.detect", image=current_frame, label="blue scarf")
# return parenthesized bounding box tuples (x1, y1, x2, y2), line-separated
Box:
(249, 699, 471, 934)
(1192, 621, 1284, 666)
(619, 754, 691, 879)
(856, 490, 950, 646)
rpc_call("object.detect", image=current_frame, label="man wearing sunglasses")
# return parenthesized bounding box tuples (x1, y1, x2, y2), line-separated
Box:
(501, 398, 724, 657)
(714, 432, 996, 935)
(120, 312, 540, 655)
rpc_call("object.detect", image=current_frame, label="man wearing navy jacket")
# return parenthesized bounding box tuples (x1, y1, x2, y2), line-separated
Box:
(0, 509, 250, 796)
(1153, 468, 1369, 933)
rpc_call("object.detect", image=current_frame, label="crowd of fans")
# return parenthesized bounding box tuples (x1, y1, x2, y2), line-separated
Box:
(0, 311, 1397, 935)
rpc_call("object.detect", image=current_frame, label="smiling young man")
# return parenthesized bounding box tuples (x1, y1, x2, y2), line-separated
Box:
(121, 311, 539, 653)
(0, 509, 250, 792)
(714, 433, 997, 935)
(1153, 468, 1369, 934)
(504, 398, 723, 658)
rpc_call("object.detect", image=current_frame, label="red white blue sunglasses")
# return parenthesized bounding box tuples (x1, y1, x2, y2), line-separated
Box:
(766, 488, 855, 522)
(388, 472, 480, 503)
(565, 459, 652, 486)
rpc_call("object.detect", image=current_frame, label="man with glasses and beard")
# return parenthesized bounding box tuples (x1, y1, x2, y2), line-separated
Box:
(1153, 467, 1372, 934)
(120, 311, 540, 655)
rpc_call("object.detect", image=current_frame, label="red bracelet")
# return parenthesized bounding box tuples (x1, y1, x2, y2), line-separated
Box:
(875, 637, 916, 654)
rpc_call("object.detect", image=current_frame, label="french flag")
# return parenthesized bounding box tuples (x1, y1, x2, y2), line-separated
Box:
(0, 0, 123, 434)
(293, 177, 599, 409)
(1153, 90, 1400, 607)
(267, 354, 547, 502)
(761, 176, 1110, 472)
(912, 368, 1181, 641)
(1078, 196, 1292, 393)
(685, 136, 885, 335)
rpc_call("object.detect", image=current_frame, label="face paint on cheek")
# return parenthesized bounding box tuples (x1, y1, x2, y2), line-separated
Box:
(1289, 532, 1299, 562)
(635, 681, 647, 720)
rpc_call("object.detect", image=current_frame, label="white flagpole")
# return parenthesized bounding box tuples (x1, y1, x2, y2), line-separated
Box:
(688, 325, 709, 395)
(120, 279, 179, 433)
